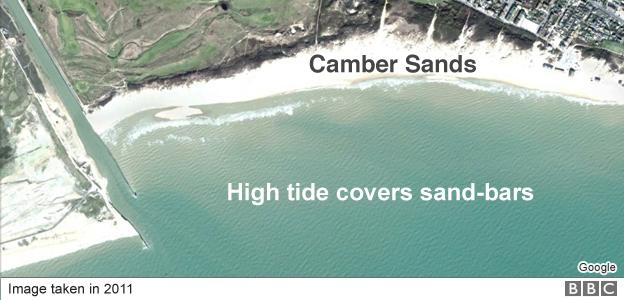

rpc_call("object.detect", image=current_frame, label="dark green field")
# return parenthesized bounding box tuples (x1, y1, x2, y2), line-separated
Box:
(25, 0, 319, 104)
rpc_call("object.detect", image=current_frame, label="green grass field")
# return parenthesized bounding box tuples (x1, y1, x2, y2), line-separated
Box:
(51, 0, 107, 28)
(230, 0, 298, 28)
(128, 43, 217, 82)
(56, 13, 80, 56)
(117, 0, 219, 12)
(107, 41, 123, 59)
(50, 0, 109, 56)
(28, 0, 317, 102)
(73, 80, 90, 95)
(131, 30, 195, 66)
(600, 40, 624, 56)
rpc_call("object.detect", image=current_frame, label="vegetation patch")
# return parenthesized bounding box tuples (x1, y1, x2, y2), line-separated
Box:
(77, 195, 107, 219)
(599, 40, 624, 56)
(129, 43, 217, 82)
(74, 80, 90, 94)
(131, 30, 195, 66)
(229, 0, 297, 28)
(107, 41, 123, 59)
(56, 13, 80, 56)
(50, 0, 107, 29)
(117, 0, 219, 12)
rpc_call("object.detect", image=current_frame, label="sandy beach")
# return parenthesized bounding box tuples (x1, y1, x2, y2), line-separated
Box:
(88, 23, 624, 134)
(0, 209, 137, 272)
(155, 106, 203, 120)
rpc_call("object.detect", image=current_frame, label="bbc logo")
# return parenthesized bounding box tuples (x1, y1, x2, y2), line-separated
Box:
(565, 281, 617, 296)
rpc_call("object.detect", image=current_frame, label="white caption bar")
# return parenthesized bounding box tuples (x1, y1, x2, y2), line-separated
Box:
(0, 278, 618, 300)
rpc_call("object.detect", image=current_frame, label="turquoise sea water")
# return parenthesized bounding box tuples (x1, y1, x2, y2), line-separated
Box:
(6, 80, 624, 277)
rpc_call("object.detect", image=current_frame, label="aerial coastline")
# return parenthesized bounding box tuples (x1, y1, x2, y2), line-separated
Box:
(2, 0, 623, 274)
(9, 0, 621, 134)
(88, 24, 624, 134)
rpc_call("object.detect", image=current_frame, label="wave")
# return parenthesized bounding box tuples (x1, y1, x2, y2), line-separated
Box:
(102, 127, 120, 147)
(440, 79, 610, 106)
(145, 134, 203, 146)
(118, 101, 304, 144)
(102, 76, 617, 147)
(349, 77, 616, 106)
